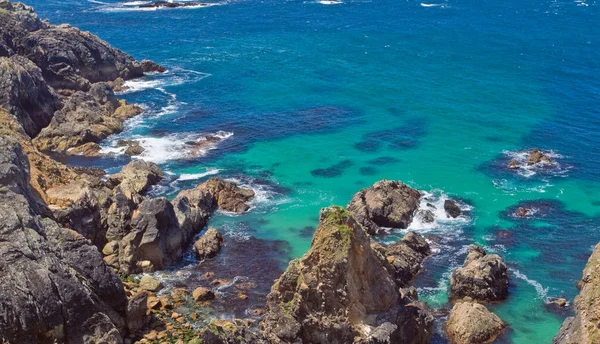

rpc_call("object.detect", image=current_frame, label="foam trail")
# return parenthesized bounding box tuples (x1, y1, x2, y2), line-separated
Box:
(407, 189, 472, 233)
(511, 268, 549, 300)
(178, 169, 221, 181)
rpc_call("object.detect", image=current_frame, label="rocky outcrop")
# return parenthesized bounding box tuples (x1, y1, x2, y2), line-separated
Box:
(528, 149, 552, 165)
(0, 55, 61, 137)
(261, 206, 433, 344)
(194, 227, 225, 259)
(553, 243, 600, 344)
(0, 135, 128, 344)
(33, 83, 143, 154)
(199, 319, 266, 344)
(108, 159, 164, 201)
(372, 231, 431, 287)
(444, 199, 462, 218)
(119, 197, 184, 274)
(445, 302, 506, 344)
(172, 178, 254, 239)
(450, 245, 509, 302)
(347, 180, 421, 235)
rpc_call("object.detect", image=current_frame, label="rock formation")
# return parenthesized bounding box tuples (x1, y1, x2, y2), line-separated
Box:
(0, 55, 61, 137)
(372, 231, 432, 287)
(553, 243, 600, 344)
(172, 178, 255, 240)
(445, 301, 506, 344)
(347, 180, 421, 235)
(0, 136, 128, 344)
(444, 199, 462, 218)
(261, 206, 433, 344)
(450, 245, 509, 302)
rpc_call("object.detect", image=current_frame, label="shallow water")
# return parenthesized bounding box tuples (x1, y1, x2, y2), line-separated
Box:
(27, 0, 600, 342)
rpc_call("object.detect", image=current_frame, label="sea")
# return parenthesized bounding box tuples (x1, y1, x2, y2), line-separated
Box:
(25, 0, 600, 342)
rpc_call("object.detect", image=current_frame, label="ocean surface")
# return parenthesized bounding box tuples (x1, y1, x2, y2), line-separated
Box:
(26, 0, 599, 342)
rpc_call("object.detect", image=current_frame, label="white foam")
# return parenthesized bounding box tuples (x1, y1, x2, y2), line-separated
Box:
(317, 0, 343, 4)
(222, 177, 290, 213)
(420, 3, 441, 7)
(134, 131, 233, 163)
(177, 168, 221, 181)
(407, 189, 472, 233)
(511, 268, 549, 300)
(503, 149, 567, 178)
(122, 1, 153, 5)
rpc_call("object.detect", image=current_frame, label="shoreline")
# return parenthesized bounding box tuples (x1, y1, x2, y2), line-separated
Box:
(0, 1, 598, 343)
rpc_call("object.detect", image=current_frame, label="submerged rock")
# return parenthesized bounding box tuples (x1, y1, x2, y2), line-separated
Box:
(261, 206, 433, 344)
(450, 245, 509, 302)
(139, 1, 208, 9)
(445, 302, 506, 344)
(194, 227, 225, 259)
(553, 242, 600, 344)
(347, 180, 421, 235)
(117, 139, 145, 156)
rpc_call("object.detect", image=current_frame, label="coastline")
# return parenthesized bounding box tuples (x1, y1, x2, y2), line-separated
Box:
(1, 1, 599, 344)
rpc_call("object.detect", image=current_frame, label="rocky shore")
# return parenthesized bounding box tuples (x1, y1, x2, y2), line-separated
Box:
(0, 1, 597, 344)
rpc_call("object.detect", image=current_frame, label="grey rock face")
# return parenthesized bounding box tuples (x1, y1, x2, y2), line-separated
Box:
(0, 55, 61, 137)
(0, 136, 127, 344)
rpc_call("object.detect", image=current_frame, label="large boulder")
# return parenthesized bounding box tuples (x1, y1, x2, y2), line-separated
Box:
(450, 245, 509, 302)
(554, 242, 600, 344)
(445, 302, 506, 344)
(261, 206, 433, 344)
(172, 178, 254, 240)
(0, 136, 128, 344)
(194, 227, 224, 259)
(0, 55, 62, 137)
(372, 231, 431, 287)
(347, 180, 421, 235)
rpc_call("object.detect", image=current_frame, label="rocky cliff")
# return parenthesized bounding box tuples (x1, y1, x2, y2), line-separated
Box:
(553, 243, 600, 344)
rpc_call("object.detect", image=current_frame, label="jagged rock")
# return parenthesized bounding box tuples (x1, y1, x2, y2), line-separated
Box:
(33, 84, 143, 153)
(139, 1, 208, 9)
(193, 287, 215, 302)
(528, 149, 552, 165)
(0, 55, 61, 137)
(450, 245, 509, 302)
(0, 135, 127, 344)
(261, 206, 433, 344)
(444, 199, 462, 218)
(194, 227, 224, 259)
(119, 197, 184, 274)
(20, 25, 143, 90)
(416, 209, 435, 223)
(0, 2, 48, 57)
(127, 291, 150, 333)
(374, 231, 432, 287)
(109, 160, 163, 201)
(445, 302, 506, 344)
(347, 180, 421, 235)
(553, 243, 600, 344)
(172, 178, 254, 239)
(139, 275, 163, 292)
(548, 297, 568, 308)
(140, 59, 166, 73)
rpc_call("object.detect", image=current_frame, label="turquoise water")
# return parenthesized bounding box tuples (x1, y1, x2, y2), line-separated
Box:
(28, 0, 600, 342)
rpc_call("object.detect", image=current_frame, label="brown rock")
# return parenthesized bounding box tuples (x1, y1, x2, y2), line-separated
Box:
(347, 180, 421, 235)
(528, 149, 552, 165)
(450, 245, 509, 302)
(139, 275, 163, 292)
(193, 228, 224, 259)
(192, 287, 215, 302)
(445, 302, 506, 344)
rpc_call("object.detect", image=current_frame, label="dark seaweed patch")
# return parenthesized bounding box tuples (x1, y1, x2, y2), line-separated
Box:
(359, 166, 378, 176)
(299, 226, 316, 238)
(368, 156, 400, 165)
(354, 140, 382, 153)
(311, 159, 354, 178)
